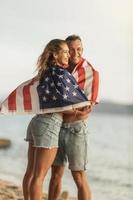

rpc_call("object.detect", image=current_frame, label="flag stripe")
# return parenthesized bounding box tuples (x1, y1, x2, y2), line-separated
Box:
(30, 80, 40, 113)
(16, 84, 24, 113)
(16, 79, 32, 113)
(23, 79, 34, 111)
(8, 90, 16, 111)
(73, 58, 99, 103)
(82, 60, 93, 100)
(77, 67, 85, 90)
(72, 59, 85, 90)
(91, 70, 99, 102)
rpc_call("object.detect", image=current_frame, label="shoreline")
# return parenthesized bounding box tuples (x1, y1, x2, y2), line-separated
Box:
(0, 179, 76, 200)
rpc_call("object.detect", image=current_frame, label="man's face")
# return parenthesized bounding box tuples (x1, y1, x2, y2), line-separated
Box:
(68, 39, 83, 65)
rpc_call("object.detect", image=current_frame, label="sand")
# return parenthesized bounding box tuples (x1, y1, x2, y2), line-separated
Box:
(0, 179, 76, 200)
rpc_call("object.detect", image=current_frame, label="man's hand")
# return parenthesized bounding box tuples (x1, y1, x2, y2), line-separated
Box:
(62, 104, 94, 122)
(75, 105, 93, 117)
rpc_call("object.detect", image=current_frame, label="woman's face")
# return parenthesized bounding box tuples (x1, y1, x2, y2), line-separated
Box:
(54, 43, 70, 68)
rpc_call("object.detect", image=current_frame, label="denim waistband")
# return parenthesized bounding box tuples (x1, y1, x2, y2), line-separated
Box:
(62, 119, 88, 128)
(36, 113, 63, 122)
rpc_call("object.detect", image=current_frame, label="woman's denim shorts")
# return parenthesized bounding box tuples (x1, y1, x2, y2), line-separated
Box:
(25, 113, 63, 148)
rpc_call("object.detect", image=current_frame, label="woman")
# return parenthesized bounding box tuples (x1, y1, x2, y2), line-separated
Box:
(22, 39, 89, 200)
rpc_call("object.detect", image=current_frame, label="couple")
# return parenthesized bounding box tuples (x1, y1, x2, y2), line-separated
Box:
(22, 35, 99, 200)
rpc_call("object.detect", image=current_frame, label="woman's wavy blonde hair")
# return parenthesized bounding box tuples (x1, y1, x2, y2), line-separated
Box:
(36, 39, 66, 80)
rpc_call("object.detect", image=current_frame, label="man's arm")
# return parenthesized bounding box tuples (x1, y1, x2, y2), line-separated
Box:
(63, 105, 92, 116)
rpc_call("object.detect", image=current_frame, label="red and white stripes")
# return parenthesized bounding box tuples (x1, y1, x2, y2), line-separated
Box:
(72, 58, 99, 104)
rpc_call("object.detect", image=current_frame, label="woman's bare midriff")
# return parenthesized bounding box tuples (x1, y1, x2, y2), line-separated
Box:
(63, 113, 89, 123)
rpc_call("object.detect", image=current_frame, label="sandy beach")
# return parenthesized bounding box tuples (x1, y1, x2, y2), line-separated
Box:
(0, 179, 76, 200)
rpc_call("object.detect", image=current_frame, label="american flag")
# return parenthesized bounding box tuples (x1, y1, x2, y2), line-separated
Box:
(0, 63, 96, 114)
(0, 58, 99, 114)
(72, 58, 99, 103)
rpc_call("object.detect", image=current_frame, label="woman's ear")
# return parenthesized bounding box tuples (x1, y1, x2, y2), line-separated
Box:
(53, 52, 58, 60)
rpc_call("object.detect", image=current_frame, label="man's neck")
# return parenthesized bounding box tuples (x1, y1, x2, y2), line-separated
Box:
(68, 62, 76, 73)
(68, 58, 84, 73)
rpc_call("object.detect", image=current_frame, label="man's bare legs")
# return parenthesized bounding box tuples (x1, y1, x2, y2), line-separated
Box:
(48, 166, 91, 200)
(71, 171, 92, 200)
(22, 143, 35, 200)
(48, 165, 65, 200)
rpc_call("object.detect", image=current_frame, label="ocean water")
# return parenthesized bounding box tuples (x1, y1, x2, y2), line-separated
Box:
(0, 113, 132, 200)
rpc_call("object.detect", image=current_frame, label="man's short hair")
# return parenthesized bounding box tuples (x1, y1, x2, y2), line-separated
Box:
(65, 35, 81, 44)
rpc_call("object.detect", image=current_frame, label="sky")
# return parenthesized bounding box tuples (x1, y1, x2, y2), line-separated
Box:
(0, 0, 132, 104)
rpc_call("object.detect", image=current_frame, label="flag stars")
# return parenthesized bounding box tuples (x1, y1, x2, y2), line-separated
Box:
(41, 85, 45, 88)
(56, 90, 60, 94)
(43, 96, 47, 101)
(58, 75, 63, 78)
(65, 86, 70, 91)
(45, 77, 49, 82)
(66, 78, 71, 83)
(57, 82, 62, 86)
(59, 68, 64, 71)
(72, 91, 77, 96)
(63, 94, 68, 99)
(52, 96, 57, 100)
(46, 89, 50, 94)
(74, 84, 78, 89)
(50, 82, 55, 87)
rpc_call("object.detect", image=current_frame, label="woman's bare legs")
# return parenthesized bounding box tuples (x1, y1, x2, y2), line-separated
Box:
(22, 143, 35, 200)
(30, 147, 58, 200)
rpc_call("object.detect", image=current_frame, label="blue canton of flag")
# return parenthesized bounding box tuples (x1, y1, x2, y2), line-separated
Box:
(37, 65, 89, 110)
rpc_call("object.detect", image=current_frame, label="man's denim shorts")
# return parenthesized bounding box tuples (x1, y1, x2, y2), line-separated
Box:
(25, 113, 63, 148)
(53, 119, 90, 171)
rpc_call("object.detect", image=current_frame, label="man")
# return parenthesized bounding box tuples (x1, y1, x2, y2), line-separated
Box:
(48, 35, 99, 200)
